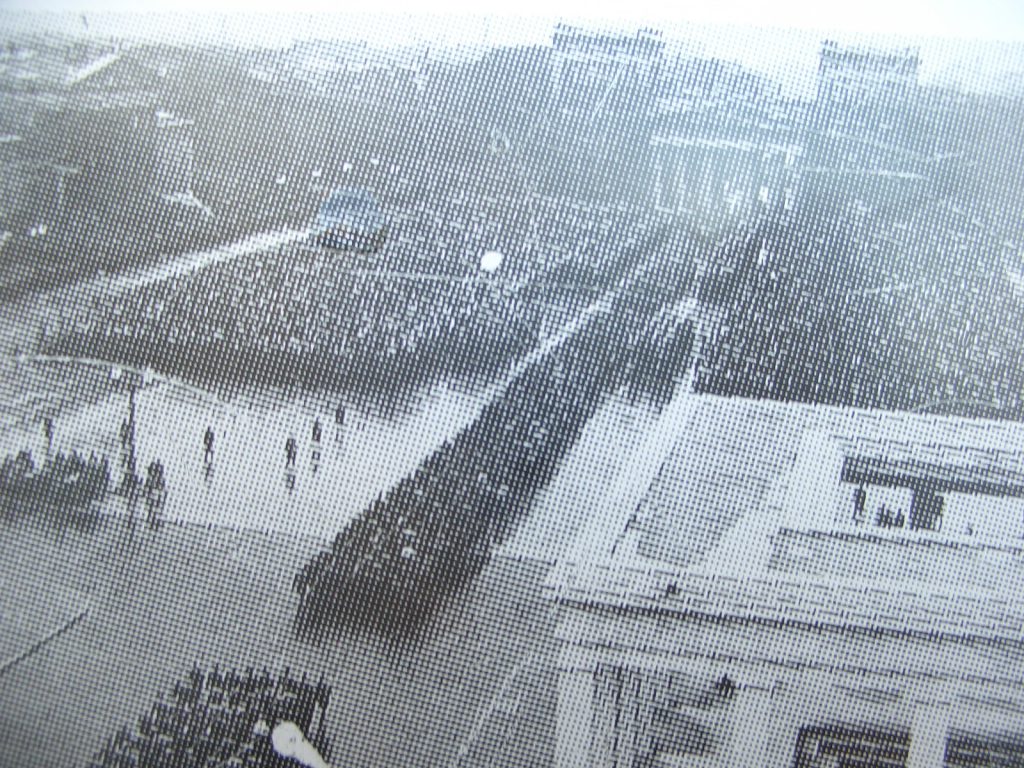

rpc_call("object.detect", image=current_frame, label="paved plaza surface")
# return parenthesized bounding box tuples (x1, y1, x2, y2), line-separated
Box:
(0, 517, 560, 768)
(0, 206, 690, 768)
(0, 373, 704, 767)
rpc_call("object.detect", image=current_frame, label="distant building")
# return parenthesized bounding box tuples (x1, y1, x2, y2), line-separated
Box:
(805, 41, 932, 213)
(548, 395, 1024, 768)
(650, 133, 802, 223)
(650, 56, 799, 224)
(542, 24, 664, 205)
(550, 24, 663, 115)
(656, 55, 772, 112)
(816, 40, 920, 113)
(285, 38, 375, 94)
(0, 44, 172, 235)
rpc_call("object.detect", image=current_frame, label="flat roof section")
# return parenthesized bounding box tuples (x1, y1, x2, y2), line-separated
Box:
(548, 394, 1024, 645)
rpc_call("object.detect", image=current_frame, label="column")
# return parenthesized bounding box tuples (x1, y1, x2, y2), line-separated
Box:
(556, 645, 597, 768)
(672, 149, 684, 214)
(907, 703, 951, 768)
(725, 687, 774, 768)
(591, 664, 622, 768)
(615, 668, 657, 768)
(653, 151, 664, 211)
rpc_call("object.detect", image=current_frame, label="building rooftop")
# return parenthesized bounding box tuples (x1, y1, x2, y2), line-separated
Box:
(546, 394, 1024, 645)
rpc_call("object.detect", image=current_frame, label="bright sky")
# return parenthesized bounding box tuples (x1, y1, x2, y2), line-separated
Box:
(3, 0, 1022, 38)
(2, 0, 1023, 98)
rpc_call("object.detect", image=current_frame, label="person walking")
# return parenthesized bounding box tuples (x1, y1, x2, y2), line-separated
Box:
(286, 437, 297, 467)
(204, 427, 215, 463)
(312, 419, 322, 445)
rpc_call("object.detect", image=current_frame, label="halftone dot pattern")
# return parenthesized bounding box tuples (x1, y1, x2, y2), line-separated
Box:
(1, 10, 1023, 768)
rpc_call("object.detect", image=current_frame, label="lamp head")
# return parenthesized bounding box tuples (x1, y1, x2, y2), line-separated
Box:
(271, 721, 330, 768)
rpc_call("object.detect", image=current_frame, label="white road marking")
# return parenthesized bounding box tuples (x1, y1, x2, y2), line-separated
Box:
(449, 652, 538, 768)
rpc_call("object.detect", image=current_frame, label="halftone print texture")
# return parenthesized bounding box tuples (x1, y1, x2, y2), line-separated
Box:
(1, 8, 1023, 768)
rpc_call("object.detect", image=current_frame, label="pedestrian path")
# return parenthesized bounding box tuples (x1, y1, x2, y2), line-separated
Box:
(0, 376, 497, 542)
(496, 389, 663, 564)
(560, 372, 700, 565)
(110, 226, 309, 295)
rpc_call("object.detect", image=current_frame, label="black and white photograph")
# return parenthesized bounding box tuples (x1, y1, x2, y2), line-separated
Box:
(1, 1, 1023, 766)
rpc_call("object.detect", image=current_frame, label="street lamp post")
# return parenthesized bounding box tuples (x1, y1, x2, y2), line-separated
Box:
(110, 364, 143, 515)
(28, 354, 163, 524)
(127, 377, 137, 480)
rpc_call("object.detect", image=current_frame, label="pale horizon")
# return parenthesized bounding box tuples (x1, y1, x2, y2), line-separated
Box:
(2, 7, 1024, 100)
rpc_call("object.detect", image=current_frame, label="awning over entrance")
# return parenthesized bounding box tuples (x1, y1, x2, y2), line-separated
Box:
(841, 455, 1024, 498)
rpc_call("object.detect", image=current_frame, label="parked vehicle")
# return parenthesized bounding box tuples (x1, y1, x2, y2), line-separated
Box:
(311, 187, 388, 253)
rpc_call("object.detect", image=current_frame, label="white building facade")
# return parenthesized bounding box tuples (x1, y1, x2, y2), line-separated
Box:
(547, 396, 1024, 767)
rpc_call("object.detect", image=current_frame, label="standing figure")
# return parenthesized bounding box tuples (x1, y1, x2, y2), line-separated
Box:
(311, 419, 322, 470)
(43, 417, 54, 459)
(204, 427, 215, 463)
(853, 484, 866, 524)
(335, 403, 345, 428)
(286, 437, 297, 467)
(145, 460, 166, 528)
(715, 674, 736, 700)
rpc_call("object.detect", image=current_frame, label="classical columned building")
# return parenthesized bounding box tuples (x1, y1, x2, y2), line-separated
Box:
(650, 55, 800, 224)
(547, 395, 1024, 767)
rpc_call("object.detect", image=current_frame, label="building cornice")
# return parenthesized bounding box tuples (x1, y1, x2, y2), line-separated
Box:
(546, 556, 1024, 648)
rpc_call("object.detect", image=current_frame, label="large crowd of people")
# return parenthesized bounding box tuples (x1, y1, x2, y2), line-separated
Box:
(87, 665, 332, 768)
(292, 223, 700, 641)
(694, 198, 1024, 419)
(625, 309, 695, 407)
(0, 446, 110, 530)
(45, 196, 659, 399)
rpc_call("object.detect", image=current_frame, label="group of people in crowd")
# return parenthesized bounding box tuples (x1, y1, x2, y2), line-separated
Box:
(852, 485, 908, 530)
(0, 408, 177, 532)
(0, 444, 110, 529)
(44, 194, 658, 401)
(293, 222, 699, 641)
(48, 245, 530, 396)
(24, 184, 700, 646)
(694, 198, 1024, 418)
(385, 188, 524, 278)
(88, 665, 332, 768)
(626, 309, 695, 407)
